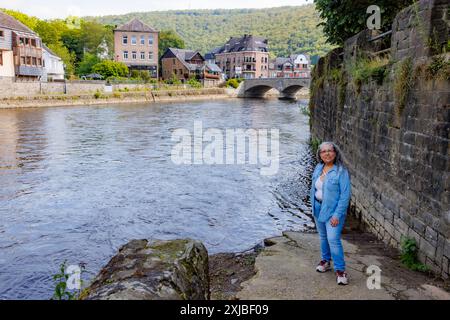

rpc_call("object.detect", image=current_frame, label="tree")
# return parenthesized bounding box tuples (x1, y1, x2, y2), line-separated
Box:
(314, 0, 414, 45)
(61, 28, 84, 63)
(0, 9, 39, 30)
(92, 60, 129, 78)
(35, 19, 69, 46)
(75, 53, 100, 76)
(158, 30, 185, 59)
(48, 42, 76, 77)
(80, 20, 110, 55)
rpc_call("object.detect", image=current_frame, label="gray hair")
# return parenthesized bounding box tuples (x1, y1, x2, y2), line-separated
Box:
(316, 141, 346, 168)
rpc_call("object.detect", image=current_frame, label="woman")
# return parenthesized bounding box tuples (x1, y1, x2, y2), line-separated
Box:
(310, 141, 351, 285)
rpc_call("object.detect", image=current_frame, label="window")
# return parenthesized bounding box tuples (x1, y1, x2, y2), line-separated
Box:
(26, 56, 31, 65)
(132, 51, 137, 60)
(140, 51, 145, 60)
(0, 51, 2, 66)
(37, 58, 42, 66)
(148, 52, 153, 60)
(131, 36, 137, 45)
(19, 37, 24, 45)
(0, 30, 4, 38)
(148, 36, 153, 45)
(173, 58, 176, 65)
(20, 56, 25, 64)
(179, 69, 182, 75)
(31, 39, 36, 47)
(140, 35, 145, 45)
(123, 51, 128, 59)
(122, 35, 128, 45)
(174, 69, 177, 75)
(32, 57, 37, 66)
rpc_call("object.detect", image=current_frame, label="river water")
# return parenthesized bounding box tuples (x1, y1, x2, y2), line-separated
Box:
(0, 98, 315, 299)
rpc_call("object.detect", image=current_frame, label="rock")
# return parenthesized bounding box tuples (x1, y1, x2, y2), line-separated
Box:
(81, 239, 210, 300)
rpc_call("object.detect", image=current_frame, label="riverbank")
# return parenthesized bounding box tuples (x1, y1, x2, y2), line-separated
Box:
(0, 88, 234, 109)
(0, 87, 310, 109)
(213, 215, 450, 300)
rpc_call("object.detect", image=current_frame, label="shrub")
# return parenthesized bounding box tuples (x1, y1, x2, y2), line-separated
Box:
(400, 236, 429, 273)
(52, 260, 86, 300)
(187, 77, 202, 88)
(349, 56, 390, 92)
(226, 78, 240, 89)
(92, 60, 129, 78)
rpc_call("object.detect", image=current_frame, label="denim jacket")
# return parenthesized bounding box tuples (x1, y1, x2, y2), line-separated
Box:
(310, 163, 351, 223)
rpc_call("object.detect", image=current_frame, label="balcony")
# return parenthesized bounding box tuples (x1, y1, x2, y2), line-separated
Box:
(16, 65, 43, 77)
(14, 46, 42, 59)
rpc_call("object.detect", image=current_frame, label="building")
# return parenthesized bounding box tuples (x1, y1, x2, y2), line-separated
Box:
(0, 11, 44, 80)
(42, 44, 64, 82)
(161, 48, 222, 84)
(213, 34, 269, 79)
(269, 54, 311, 78)
(113, 18, 159, 78)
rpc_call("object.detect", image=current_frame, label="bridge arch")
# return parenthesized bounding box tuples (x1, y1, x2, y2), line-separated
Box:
(238, 78, 310, 99)
(243, 85, 280, 98)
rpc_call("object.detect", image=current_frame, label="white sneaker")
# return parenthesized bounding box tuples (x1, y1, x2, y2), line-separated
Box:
(316, 260, 331, 273)
(336, 271, 349, 285)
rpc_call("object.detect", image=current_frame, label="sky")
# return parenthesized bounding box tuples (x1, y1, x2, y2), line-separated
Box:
(0, 0, 311, 19)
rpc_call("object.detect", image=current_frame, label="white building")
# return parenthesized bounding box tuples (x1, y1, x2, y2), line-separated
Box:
(42, 45, 65, 81)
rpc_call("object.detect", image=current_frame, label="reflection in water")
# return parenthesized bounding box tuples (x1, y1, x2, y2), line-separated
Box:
(0, 99, 315, 299)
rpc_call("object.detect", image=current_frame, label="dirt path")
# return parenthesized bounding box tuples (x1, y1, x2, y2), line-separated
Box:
(235, 228, 450, 300)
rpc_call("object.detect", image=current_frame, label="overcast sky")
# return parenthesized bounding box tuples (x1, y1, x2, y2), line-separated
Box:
(0, 0, 311, 19)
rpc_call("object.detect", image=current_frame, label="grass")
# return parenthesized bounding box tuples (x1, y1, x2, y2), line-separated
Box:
(348, 56, 390, 93)
(393, 57, 413, 115)
(425, 55, 450, 80)
(400, 236, 429, 273)
(310, 137, 321, 155)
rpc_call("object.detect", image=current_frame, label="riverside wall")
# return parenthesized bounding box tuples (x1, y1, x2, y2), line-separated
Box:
(309, 0, 449, 277)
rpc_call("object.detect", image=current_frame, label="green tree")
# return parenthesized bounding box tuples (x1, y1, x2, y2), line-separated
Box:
(314, 0, 414, 45)
(92, 60, 129, 78)
(61, 28, 84, 63)
(75, 53, 101, 76)
(158, 30, 186, 59)
(80, 20, 110, 55)
(0, 9, 39, 30)
(48, 42, 76, 77)
(35, 19, 69, 46)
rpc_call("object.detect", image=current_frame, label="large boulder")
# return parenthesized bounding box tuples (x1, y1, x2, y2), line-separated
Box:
(81, 239, 210, 300)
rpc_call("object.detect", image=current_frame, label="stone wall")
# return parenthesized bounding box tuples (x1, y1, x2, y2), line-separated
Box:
(0, 77, 106, 97)
(310, 0, 449, 278)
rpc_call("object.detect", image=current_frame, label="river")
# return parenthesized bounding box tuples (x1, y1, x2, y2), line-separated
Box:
(0, 98, 315, 299)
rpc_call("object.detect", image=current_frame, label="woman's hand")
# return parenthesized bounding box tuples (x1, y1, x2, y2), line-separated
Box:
(330, 217, 339, 227)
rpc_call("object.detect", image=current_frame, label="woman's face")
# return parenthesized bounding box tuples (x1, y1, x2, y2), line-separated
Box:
(319, 144, 336, 165)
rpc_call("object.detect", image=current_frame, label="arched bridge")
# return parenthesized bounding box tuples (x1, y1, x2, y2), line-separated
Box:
(237, 78, 310, 99)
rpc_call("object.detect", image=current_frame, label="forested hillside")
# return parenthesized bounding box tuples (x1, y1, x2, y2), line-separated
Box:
(91, 4, 335, 57)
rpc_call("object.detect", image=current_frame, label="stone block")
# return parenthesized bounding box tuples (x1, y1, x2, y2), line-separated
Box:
(384, 220, 396, 238)
(411, 216, 426, 235)
(424, 226, 438, 247)
(407, 228, 422, 246)
(420, 239, 437, 261)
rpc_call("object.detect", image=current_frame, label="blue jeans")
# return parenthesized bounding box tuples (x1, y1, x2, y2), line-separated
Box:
(313, 200, 346, 271)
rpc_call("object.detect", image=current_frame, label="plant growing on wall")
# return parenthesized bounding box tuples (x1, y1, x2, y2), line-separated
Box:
(400, 236, 429, 273)
(393, 57, 413, 115)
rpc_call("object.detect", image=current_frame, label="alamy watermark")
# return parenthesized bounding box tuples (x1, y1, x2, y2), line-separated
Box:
(366, 264, 382, 289)
(367, 5, 381, 30)
(171, 121, 279, 176)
